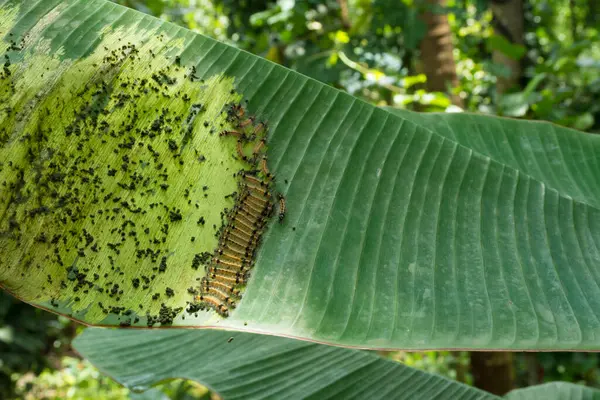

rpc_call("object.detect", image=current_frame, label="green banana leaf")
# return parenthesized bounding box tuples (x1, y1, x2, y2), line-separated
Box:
(74, 328, 497, 400)
(505, 382, 600, 400)
(385, 108, 600, 210)
(74, 328, 600, 400)
(2, 0, 600, 350)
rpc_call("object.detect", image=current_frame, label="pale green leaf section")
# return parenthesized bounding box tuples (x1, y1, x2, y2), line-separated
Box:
(3, 0, 600, 351)
(0, 0, 249, 325)
(74, 328, 497, 400)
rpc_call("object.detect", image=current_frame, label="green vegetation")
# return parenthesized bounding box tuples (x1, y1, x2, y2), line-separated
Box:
(2, 0, 600, 398)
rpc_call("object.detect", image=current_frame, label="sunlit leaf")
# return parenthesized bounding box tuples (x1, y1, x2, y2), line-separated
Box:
(3, 0, 600, 353)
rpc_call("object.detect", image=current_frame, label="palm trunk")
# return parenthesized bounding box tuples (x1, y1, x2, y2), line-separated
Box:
(419, 0, 463, 107)
(491, 0, 524, 93)
(470, 351, 515, 395)
(338, 0, 351, 29)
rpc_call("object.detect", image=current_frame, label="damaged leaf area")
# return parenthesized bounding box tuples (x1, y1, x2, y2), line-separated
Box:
(0, 3, 276, 326)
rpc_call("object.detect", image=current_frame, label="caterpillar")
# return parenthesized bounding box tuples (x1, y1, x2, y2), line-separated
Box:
(206, 272, 248, 285)
(213, 256, 251, 270)
(238, 116, 255, 128)
(261, 156, 272, 180)
(213, 249, 246, 263)
(195, 294, 229, 317)
(253, 139, 265, 157)
(201, 278, 241, 297)
(206, 265, 249, 279)
(278, 194, 286, 223)
(194, 103, 284, 317)
(237, 139, 248, 161)
(220, 130, 245, 139)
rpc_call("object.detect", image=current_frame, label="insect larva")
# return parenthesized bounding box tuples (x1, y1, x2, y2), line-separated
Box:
(240, 168, 262, 177)
(260, 203, 274, 217)
(202, 279, 241, 297)
(220, 234, 255, 252)
(243, 184, 269, 198)
(238, 117, 254, 128)
(202, 286, 237, 306)
(207, 273, 247, 285)
(233, 202, 264, 220)
(247, 192, 269, 205)
(195, 295, 229, 316)
(201, 276, 240, 293)
(241, 198, 265, 215)
(220, 238, 249, 254)
(238, 190, 251, 204)
(222, 230, 260, 249)
(278, 194, 286, 223)
(214, 248, 245, 263)
(252, 138, 265, 156)
(227, 221, 255, 238)
(234, 207, 264, 223)
(214, 257, 250, 270)
(240, 225, 263, 241)
(222, 225, 254, 242)
(233, 104, 245, 118)
(223, 225, 261, 246)
(207, 265, 248, 279)
(243, 173, 269, 188)
(209, 262, 248, 276)
(220, 130, 245, 138)
(234, 207, 266, 226)
(206, 285, 241, 300)
(253, 122, 266, 136)
(219, 240, 249, 256)
(237, 139, 248, 161)
(232, 213, 259, 231)
(221, 241, 255, 258)
(221, 253, 253, 268)
(241, 182, 272, 198)
(246, 204, 270, 221)
(244, 193, 268, 209)
(261, 156, 271, 178)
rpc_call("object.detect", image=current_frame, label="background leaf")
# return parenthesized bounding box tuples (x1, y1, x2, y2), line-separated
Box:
(75, 328, 600, 400)
(505, 382, 600, 400)
(74, 327, 497, 400)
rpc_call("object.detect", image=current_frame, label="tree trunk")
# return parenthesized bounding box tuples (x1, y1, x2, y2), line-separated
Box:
(569, 0, 578, 42)
(587, 0, 599, 27)
(337, 0, 351, 29)
(525, 353, 544, 386)
(491, 0, 524, 93)
(419, 0, 463, 107)
(470, 351, 515, 395)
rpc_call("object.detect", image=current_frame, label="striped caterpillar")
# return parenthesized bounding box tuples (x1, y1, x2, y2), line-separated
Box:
(196, 103, 282, 317)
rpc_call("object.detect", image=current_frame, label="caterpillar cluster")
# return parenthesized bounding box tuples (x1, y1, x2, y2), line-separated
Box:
(194, 103, 282, 317)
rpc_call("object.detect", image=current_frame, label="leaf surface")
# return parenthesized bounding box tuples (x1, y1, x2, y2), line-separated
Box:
(505, 382, 600, 400)
(2, 0, 600, 350)
(74, 328, 497, 400)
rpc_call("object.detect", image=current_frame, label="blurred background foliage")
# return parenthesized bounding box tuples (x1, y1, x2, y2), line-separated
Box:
(3, 0, 600, 398)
